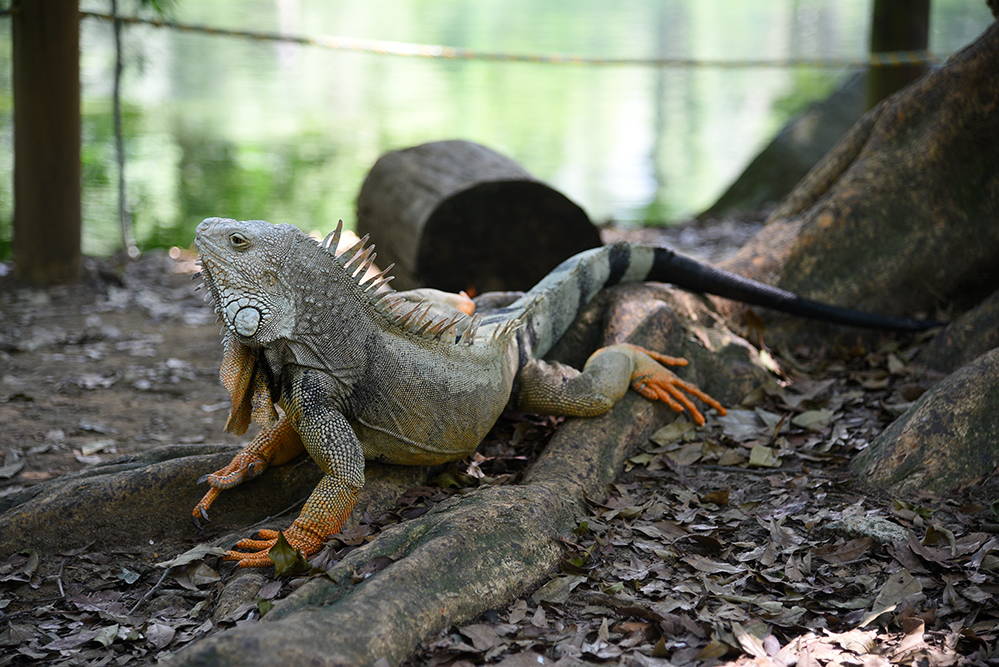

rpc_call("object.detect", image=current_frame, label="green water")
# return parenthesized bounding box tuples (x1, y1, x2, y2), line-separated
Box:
(0, 0, 992, 258)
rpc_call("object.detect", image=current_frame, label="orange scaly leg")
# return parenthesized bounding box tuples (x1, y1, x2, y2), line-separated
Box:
(223, 475, 360, 567)
(221, 388, 367, 567)
(192, 414, 305, 523)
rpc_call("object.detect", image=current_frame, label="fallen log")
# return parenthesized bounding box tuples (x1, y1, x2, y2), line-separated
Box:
(356, 140, 601, 293)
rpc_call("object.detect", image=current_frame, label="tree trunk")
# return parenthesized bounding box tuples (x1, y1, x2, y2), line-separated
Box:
(712, 19, 999, 495)
(715, 19, 999, 348)
(12, 0, 82, 285)
(356, 140, 601, 293)
(866, 0, 930, 111)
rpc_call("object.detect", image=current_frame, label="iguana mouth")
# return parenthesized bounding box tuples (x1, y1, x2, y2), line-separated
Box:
(193, 230, 221, 313)
(194, 227, 242, 332)
(195, 260, 222, 318)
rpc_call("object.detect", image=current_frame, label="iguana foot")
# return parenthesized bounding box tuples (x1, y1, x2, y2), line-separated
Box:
(191, 452, 268, 524)
(191, 416, 305, 523)
(198, 451, 269, 489)
(223, 520, 327, 568)
(621, 343, 727, 426)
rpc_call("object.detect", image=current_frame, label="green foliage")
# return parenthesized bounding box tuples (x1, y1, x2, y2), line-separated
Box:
(771, 70, 841, 119)
(0, 1, 992, 259)
(130, 0, 177, 18)
(175, 130, 345, 245)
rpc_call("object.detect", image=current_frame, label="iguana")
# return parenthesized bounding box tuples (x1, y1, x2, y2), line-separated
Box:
(193, 217, 937, 567)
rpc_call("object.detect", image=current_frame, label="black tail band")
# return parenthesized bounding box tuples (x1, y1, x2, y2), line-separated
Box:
(651, 248, 940, 332)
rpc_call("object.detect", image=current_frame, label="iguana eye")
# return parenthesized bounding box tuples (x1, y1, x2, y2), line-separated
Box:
(229, 233, 250, 250)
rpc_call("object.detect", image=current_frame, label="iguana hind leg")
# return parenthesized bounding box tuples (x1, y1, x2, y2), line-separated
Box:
(620, 344, 727, 425)
(192, 414, 305, 522)
(514, 342, 725, 426)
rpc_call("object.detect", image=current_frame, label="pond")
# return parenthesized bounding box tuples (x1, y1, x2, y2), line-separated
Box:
(0, 0, 992, 257)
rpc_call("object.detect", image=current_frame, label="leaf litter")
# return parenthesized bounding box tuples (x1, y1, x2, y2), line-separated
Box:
(1, 239, 997, 666)
(402, 340, 998, 667)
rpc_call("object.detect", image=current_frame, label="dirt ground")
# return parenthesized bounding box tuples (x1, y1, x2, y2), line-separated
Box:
(0, 250, 246, 484)
(1, 223, 997, 666)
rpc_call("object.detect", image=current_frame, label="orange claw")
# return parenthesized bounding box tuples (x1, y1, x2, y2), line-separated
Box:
(202, 451, 269, 489)
(192, 416, 305, 524)
(192, 451, 267, 523)
(223, 519, 328, 568)
(222, 477, 360, 567)
(620, 343, 727, 426)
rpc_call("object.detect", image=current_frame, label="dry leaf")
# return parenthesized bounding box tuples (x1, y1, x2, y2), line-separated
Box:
(859, 569, 922, 627)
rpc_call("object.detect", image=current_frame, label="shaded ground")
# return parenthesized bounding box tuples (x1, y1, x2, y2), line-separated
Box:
(0, 222, 997, 666)
(0, 251, 247, 489)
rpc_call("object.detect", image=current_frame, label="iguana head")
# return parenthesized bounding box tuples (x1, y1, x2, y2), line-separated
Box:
(195, 217, 300, 347)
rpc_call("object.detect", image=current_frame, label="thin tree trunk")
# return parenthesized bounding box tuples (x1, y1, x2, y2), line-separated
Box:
(112, 0, 138, 259)
(12, 0, 82, 284)
(866, 0, 930, 110)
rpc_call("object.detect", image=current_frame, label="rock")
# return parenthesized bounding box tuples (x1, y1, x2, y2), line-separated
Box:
(852, 347, 999, 495)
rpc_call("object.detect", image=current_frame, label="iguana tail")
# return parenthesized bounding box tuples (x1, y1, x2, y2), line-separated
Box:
(484, 242, 939, 361)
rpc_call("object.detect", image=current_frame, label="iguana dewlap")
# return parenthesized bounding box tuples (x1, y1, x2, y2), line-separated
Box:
(193, 217, 935, 567)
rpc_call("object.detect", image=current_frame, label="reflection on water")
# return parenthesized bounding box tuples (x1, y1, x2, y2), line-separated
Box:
(0, 0, 992, 257)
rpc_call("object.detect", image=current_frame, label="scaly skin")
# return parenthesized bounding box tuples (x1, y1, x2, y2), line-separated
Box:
(192, 214, 932, 567)
(600, 344, 724, 426)
(191, 219, 736, 567)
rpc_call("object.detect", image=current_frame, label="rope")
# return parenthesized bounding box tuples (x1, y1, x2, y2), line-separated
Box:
(78, 11, 943, 69)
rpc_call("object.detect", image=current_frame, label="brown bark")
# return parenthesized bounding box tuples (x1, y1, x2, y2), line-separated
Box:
(917, 287, 999, 374)
(0, 445, 428, 559)
(356, 140, 601, 293)
(716, 20, 999, 348)
(12, 0, 82, 285)
(708, 20, 999, 496)
(866, 0, 930, 110)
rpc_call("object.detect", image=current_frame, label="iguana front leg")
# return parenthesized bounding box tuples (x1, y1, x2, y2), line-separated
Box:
(514, 343, 726, 425)
(192, 415, 305, 523)
(222, 372, 365, 567)
(223, 473, 360, 567)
